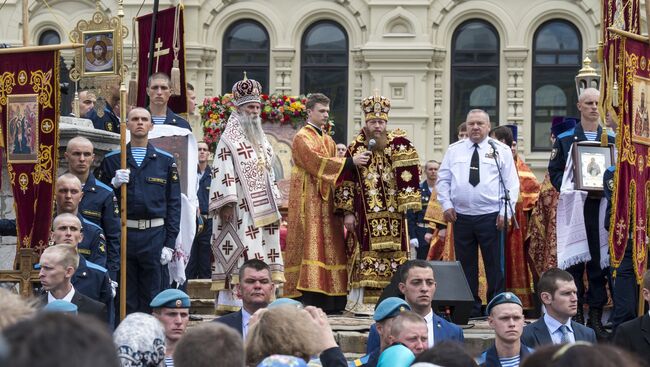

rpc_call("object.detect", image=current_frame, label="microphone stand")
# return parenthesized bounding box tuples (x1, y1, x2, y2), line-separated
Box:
(490, 144, 518, 281)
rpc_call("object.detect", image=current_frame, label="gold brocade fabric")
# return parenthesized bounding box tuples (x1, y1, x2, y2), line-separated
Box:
(334, 128, 421, 289)
(527, 173, 559, 279)
(283, 125, 349, 297)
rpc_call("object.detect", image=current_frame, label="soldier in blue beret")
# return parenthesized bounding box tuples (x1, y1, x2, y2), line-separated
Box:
(352, 297, 411, 367)
(44, 300, 79, 314)
(151, 289, 190, 367)
(476, 292, 533, 367)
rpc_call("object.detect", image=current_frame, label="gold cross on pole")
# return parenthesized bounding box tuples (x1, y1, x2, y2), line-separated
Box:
(148, 37, 170, 73)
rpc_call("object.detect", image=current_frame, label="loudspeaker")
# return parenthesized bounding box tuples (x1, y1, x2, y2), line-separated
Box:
(375, 260, 474, 325)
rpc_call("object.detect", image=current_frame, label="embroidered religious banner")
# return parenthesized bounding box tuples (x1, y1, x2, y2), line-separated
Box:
(608, 36, 650, 282)
(599, 0, 639, 127)
(136, 5, 187, 113)
(0, 49, 59, 262)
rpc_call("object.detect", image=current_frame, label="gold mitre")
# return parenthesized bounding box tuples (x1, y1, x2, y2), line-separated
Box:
(362, 90, 391, 122)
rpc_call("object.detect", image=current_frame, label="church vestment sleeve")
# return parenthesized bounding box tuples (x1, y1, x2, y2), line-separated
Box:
(424, 190, 447, 227)
(390, 137, 421, 213)
(334, 150, 358, 214)
(292, 129, 346, 199)
(209, 142, 239, 217)
(516, 159, 541, 211)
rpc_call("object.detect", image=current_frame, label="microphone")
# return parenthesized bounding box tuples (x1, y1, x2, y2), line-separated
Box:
(487, 139, 499, 153)
(368, 138, 376, 151)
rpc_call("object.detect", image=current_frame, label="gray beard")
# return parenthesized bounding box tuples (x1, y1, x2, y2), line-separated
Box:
(237, 111, 266, 154)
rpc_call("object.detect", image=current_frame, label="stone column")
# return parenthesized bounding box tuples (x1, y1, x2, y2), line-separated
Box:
(272, 48, 295, 95)
(504, 48, 528, 150)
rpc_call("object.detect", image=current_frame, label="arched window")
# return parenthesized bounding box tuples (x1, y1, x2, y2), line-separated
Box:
(532, 20, 581, 150)
(38, 29, 61, 45)
(222, 20, 269, 93)
(450, 20, 499, 141)
(301, 21, 349, 142)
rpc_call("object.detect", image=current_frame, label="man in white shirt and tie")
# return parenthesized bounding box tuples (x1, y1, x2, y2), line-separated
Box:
(437, 109, 520, 316)
(521, 268, 596, 346)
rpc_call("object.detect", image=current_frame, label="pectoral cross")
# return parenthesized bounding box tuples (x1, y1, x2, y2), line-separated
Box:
(148, 37, 170, 72)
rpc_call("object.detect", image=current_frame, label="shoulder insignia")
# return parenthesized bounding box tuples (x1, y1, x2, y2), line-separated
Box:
(607, 178, 614, 191)
(104, 149, 121, 158)
(99, 241, 106, 254)
(107, 122, 113, 132)
(154, 147, 174, 159)
(85, 260, 108, 273)
(550, 148, 557, 160)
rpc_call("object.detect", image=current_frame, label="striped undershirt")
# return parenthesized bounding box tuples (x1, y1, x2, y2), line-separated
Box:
(131, 147, 147, 167)
(164, 356, 174, 367)
(152, 116, 166, 125)
(499, 355, 520, 367)
(584, 131, 597, 141)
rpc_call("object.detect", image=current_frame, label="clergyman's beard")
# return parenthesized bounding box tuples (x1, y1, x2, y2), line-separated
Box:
(239, 112, 266, 151)
(363, 126, 388, 152)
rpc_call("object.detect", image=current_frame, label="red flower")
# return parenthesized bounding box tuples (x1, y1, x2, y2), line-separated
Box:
(261, 94, 269, 100)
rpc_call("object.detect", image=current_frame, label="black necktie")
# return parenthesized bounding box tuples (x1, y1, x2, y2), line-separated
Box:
(469, 143, 480, 186)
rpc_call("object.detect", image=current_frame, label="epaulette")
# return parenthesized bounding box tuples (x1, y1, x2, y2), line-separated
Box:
(81, 217, 102, 231)
(448, 139, 465, 148)
(557, 128, 575, 139)
(606, 165, 616, 172)
(104, 149, 121, 158)
(390, 128, 406, 138)
(85, 260, 108, 273)
(351, 354, 370, 366)
(94, 180, 113, 193)
(153, 147, 174, 159)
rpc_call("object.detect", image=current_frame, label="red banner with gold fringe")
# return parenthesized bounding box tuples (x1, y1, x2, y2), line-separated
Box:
(610, 37, 649, 282)
(0, 49, 59, 263)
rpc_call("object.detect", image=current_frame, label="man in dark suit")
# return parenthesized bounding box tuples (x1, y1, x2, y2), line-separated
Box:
(366, 260, 464, 354)
(214, 259, 274, 338)
(521, 268, 596, 346)
(614, 269, 650, 362)
(39, 244, 107, 321)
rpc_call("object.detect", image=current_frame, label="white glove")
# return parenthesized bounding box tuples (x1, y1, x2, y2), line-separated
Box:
(160, 247, 174, 265)
(111, 169, 130, 188)
(110, 280, 118, 298)
(410, 238, 419, 249)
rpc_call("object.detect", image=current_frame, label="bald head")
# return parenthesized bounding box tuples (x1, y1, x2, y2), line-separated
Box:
(51, 213, 83, 246)
(66, 137, 93, 152)
(578, 88, 600, 103)
(55, 174, 83, 214)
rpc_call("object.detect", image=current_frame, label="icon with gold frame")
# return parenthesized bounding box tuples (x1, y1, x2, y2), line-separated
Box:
(83, 30, 115, 75)
(6, 94, 39, 163)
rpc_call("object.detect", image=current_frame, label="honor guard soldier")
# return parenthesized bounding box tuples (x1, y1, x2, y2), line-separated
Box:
(66, 136, 121, 281)
(185, 141, 212, 279)
(55, 174, 108, 268)
(98, 107, 181, 314)
(147, 72, 191, 131)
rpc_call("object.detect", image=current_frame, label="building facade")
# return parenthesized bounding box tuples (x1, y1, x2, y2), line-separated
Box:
(3, 0, 644, 176)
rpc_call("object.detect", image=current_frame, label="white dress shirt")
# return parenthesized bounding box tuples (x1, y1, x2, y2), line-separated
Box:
(242, 307, 252, 339)
(544, 313, 576, 344)
(424, 310, 435, 348)
(47, 285, 75, 303)
(437, 137, 519, 217)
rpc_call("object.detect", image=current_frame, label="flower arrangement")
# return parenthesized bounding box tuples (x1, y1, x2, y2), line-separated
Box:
(201, 93, 334, 151)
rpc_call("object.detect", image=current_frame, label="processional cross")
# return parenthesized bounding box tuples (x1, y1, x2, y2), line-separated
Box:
(148, 37, 170, 72)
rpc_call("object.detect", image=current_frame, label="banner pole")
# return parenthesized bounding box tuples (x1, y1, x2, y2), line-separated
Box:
(144, 0, 160, 106)
(117, 0, 128, 321)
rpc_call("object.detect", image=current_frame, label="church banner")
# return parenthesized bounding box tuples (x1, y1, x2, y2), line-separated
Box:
(609, 37, 649, 282)
(0, 49, 59, 261)
(136, 5, 187, 114)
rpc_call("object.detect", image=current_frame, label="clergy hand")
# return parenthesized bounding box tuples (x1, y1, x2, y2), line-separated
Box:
(438, 228, 447, 241)
(220, 205, 234, 223)
(443, 208, 457, 223)
(352, 151, 371, 166)
(424, 233, 433, 243)
(344, 213, 356, 232)
(496, 215, 505, 230)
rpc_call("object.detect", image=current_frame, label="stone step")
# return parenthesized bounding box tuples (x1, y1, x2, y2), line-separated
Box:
(186, 279, 215, 299)
(191, 298, 216, 315)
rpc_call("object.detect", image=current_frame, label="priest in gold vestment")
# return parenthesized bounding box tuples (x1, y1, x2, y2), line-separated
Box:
(334, 92, 421, 307)
(284, 93, 370, 313)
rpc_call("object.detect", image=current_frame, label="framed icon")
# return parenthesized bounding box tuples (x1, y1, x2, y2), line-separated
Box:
(6, 94, 39, 163)
(82, 30, 115, 75)
(632, 76, 650, 145)
(571, 141, 615, 196)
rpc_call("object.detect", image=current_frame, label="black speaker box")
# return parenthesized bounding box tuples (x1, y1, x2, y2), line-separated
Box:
(375, 260, 474, 325)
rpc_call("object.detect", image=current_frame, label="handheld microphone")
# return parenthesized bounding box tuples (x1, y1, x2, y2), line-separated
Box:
(368, 138, 376, 151)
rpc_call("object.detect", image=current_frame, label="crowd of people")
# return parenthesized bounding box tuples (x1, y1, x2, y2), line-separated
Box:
(0, 67, 647, 367)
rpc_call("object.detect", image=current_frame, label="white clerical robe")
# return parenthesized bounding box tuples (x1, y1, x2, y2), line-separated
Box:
(209, 114, 285, 311)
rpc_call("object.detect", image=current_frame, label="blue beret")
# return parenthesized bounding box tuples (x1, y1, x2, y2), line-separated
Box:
(505, 124, 518, 140)
(268, 298, 302, 309)
(551, 116, 578, 137)
(44, 300, 78, 314)
(149, 289, 190, 309)
(486, 292, 523, 315)
(374, 297, 411, 322)
(377, 343, 415, 367)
